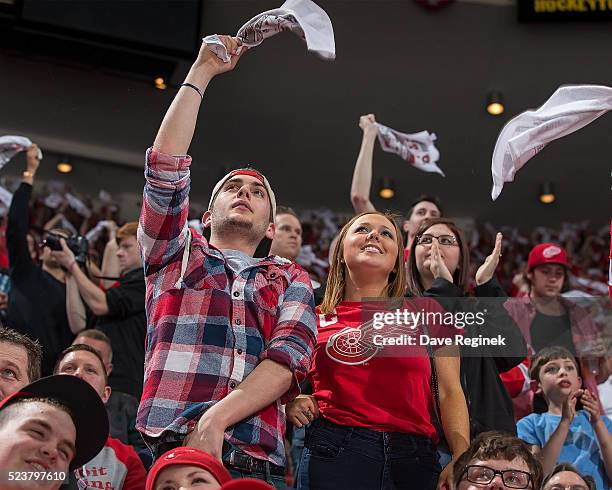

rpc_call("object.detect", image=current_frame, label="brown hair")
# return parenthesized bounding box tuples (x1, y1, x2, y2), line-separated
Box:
(275, 206, 298, 219)
(320, 211, 406, 314)
(0, 327, 42, 383)
(542, 463, 596, 490)
(74, 329, 113, 363)
(54, 344, 109, 385)
(116, 222, 138, 246)
(406, 194, 443, 221)
(529, 345, 579, 383)
(406, 217, 470, 296)
(523, 267, 570, 294)
(453, 431, 543, 489)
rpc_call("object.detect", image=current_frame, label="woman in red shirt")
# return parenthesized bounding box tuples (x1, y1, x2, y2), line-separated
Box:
(287, 211, 469, 490)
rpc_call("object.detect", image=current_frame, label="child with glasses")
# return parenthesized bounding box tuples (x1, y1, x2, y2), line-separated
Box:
(452, 431, 543, 489)
(517, 346, 612, 490)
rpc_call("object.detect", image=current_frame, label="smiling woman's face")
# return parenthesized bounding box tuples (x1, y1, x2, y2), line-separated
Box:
(342, 213, 399, 277)
(154, 464, 221, 490)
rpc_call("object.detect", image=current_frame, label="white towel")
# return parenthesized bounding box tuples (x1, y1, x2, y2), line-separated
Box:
(491, 85, 612, 200)
(203, 0, 335, 62)
(65, 193, 92, 219)
(0, 135, 43, 168)
(375, 123, 444, 176)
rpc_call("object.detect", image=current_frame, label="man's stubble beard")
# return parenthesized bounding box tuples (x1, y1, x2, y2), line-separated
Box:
(212, 214, 267, 248)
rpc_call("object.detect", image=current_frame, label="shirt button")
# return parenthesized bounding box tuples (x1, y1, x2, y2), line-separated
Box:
(237, 349, 243, 354)
(230, 382, 236, 389)
(233, 291, 240, 297)
(235, 319, 241, 325)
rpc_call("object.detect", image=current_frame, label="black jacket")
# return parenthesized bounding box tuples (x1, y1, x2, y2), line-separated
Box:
(6, 183, 74, 375)
(418, 277, 527, 437)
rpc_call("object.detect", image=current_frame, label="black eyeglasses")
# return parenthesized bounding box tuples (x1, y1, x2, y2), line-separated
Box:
(461, 465, 532, 489)
(416, 234, 458, 247)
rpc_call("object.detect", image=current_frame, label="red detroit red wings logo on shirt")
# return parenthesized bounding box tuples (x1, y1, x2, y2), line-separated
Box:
(320, 312, 420, 365)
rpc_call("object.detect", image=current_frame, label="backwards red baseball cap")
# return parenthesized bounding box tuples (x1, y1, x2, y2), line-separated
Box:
(0, 375, 108, 469)
(146, 447, 232, 490)
(527, 243, 569, 270)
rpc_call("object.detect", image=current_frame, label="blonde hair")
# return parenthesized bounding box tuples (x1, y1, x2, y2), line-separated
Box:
(320, 212, 406, 314)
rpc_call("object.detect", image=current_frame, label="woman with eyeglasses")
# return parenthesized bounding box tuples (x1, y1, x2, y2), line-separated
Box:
(287, 212, 469, 490)
(406, 218, 528, 466)
(452, 431, 543, 490)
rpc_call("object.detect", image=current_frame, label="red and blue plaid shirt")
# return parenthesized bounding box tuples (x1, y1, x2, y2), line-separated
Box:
(136, 148, 317, 466)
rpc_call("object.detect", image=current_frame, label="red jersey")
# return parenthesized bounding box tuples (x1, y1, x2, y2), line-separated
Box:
(310, 298, 456, 441)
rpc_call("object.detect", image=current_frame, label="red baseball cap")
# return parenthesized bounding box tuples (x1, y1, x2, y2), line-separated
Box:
(527, 243, 569, 270)
(0, 375, 108, 470)
(221, 478, 275, 489)
(146, 447, 232, 490)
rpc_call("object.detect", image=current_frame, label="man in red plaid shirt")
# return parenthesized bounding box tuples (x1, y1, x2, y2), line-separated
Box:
(136, 35, 317, 488)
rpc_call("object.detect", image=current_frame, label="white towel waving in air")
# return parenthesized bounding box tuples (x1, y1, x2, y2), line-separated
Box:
(375, 123, 444, 176)
(0, 136, 43, 169)
(204, 0, 335, 62)
(491, 84, 612, 200)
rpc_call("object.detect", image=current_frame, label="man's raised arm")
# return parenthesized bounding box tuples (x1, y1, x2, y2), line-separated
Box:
(139, 37, 244, 273)
(350, 114, 378, 214)
(153, 36, 243, 155)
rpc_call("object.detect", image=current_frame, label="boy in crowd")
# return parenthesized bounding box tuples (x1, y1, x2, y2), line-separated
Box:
(54, 344, 146, 489)
(453, 431, 543, 490)
(517, 346, 612, 489)
(0, 374, 107, 489)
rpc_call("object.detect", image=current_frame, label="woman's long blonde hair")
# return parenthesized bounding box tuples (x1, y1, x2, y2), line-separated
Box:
(320, 212, 406, 314)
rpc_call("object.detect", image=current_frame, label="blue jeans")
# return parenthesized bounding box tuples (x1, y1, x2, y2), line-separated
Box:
(299, 418, 440, 490)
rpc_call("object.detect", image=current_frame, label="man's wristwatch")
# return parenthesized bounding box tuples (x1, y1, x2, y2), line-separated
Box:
(22, 171, 34, 179)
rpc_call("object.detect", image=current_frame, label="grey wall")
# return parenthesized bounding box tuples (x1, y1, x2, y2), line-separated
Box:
(1, 0, 610, 227)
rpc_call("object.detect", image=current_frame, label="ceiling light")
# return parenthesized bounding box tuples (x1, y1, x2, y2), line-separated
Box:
(379, 177, 395, 199)
(539, 182, 555, 204)
(487, 91, 504, 116)
(154, 77, 167, 90)
(57, 157, 72, 173)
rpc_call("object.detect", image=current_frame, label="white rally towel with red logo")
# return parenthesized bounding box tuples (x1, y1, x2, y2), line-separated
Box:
(491, 85, 612, 200)
(375, 123, 444, 176)
(203, 0, 335, 62)
(0, 135, 43, 169)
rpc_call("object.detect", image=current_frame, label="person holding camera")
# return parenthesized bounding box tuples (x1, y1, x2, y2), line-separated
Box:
(51, 221, 146, 447)
(6, 144, 84, 375)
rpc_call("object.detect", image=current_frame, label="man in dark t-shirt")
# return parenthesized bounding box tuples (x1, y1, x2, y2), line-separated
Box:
(51, 221, 145, 447)
(6, 145, 77, 375)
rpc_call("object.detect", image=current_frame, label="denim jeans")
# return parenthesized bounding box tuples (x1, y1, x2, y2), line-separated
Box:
(291, 425, 306, 484)
(299, 418, 440, 490)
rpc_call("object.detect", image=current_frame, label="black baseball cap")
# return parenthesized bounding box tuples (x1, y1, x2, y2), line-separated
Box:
(0, 375, 108, 469)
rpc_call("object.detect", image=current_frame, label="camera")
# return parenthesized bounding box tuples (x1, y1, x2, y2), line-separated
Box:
(42, 233, 89, 265)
